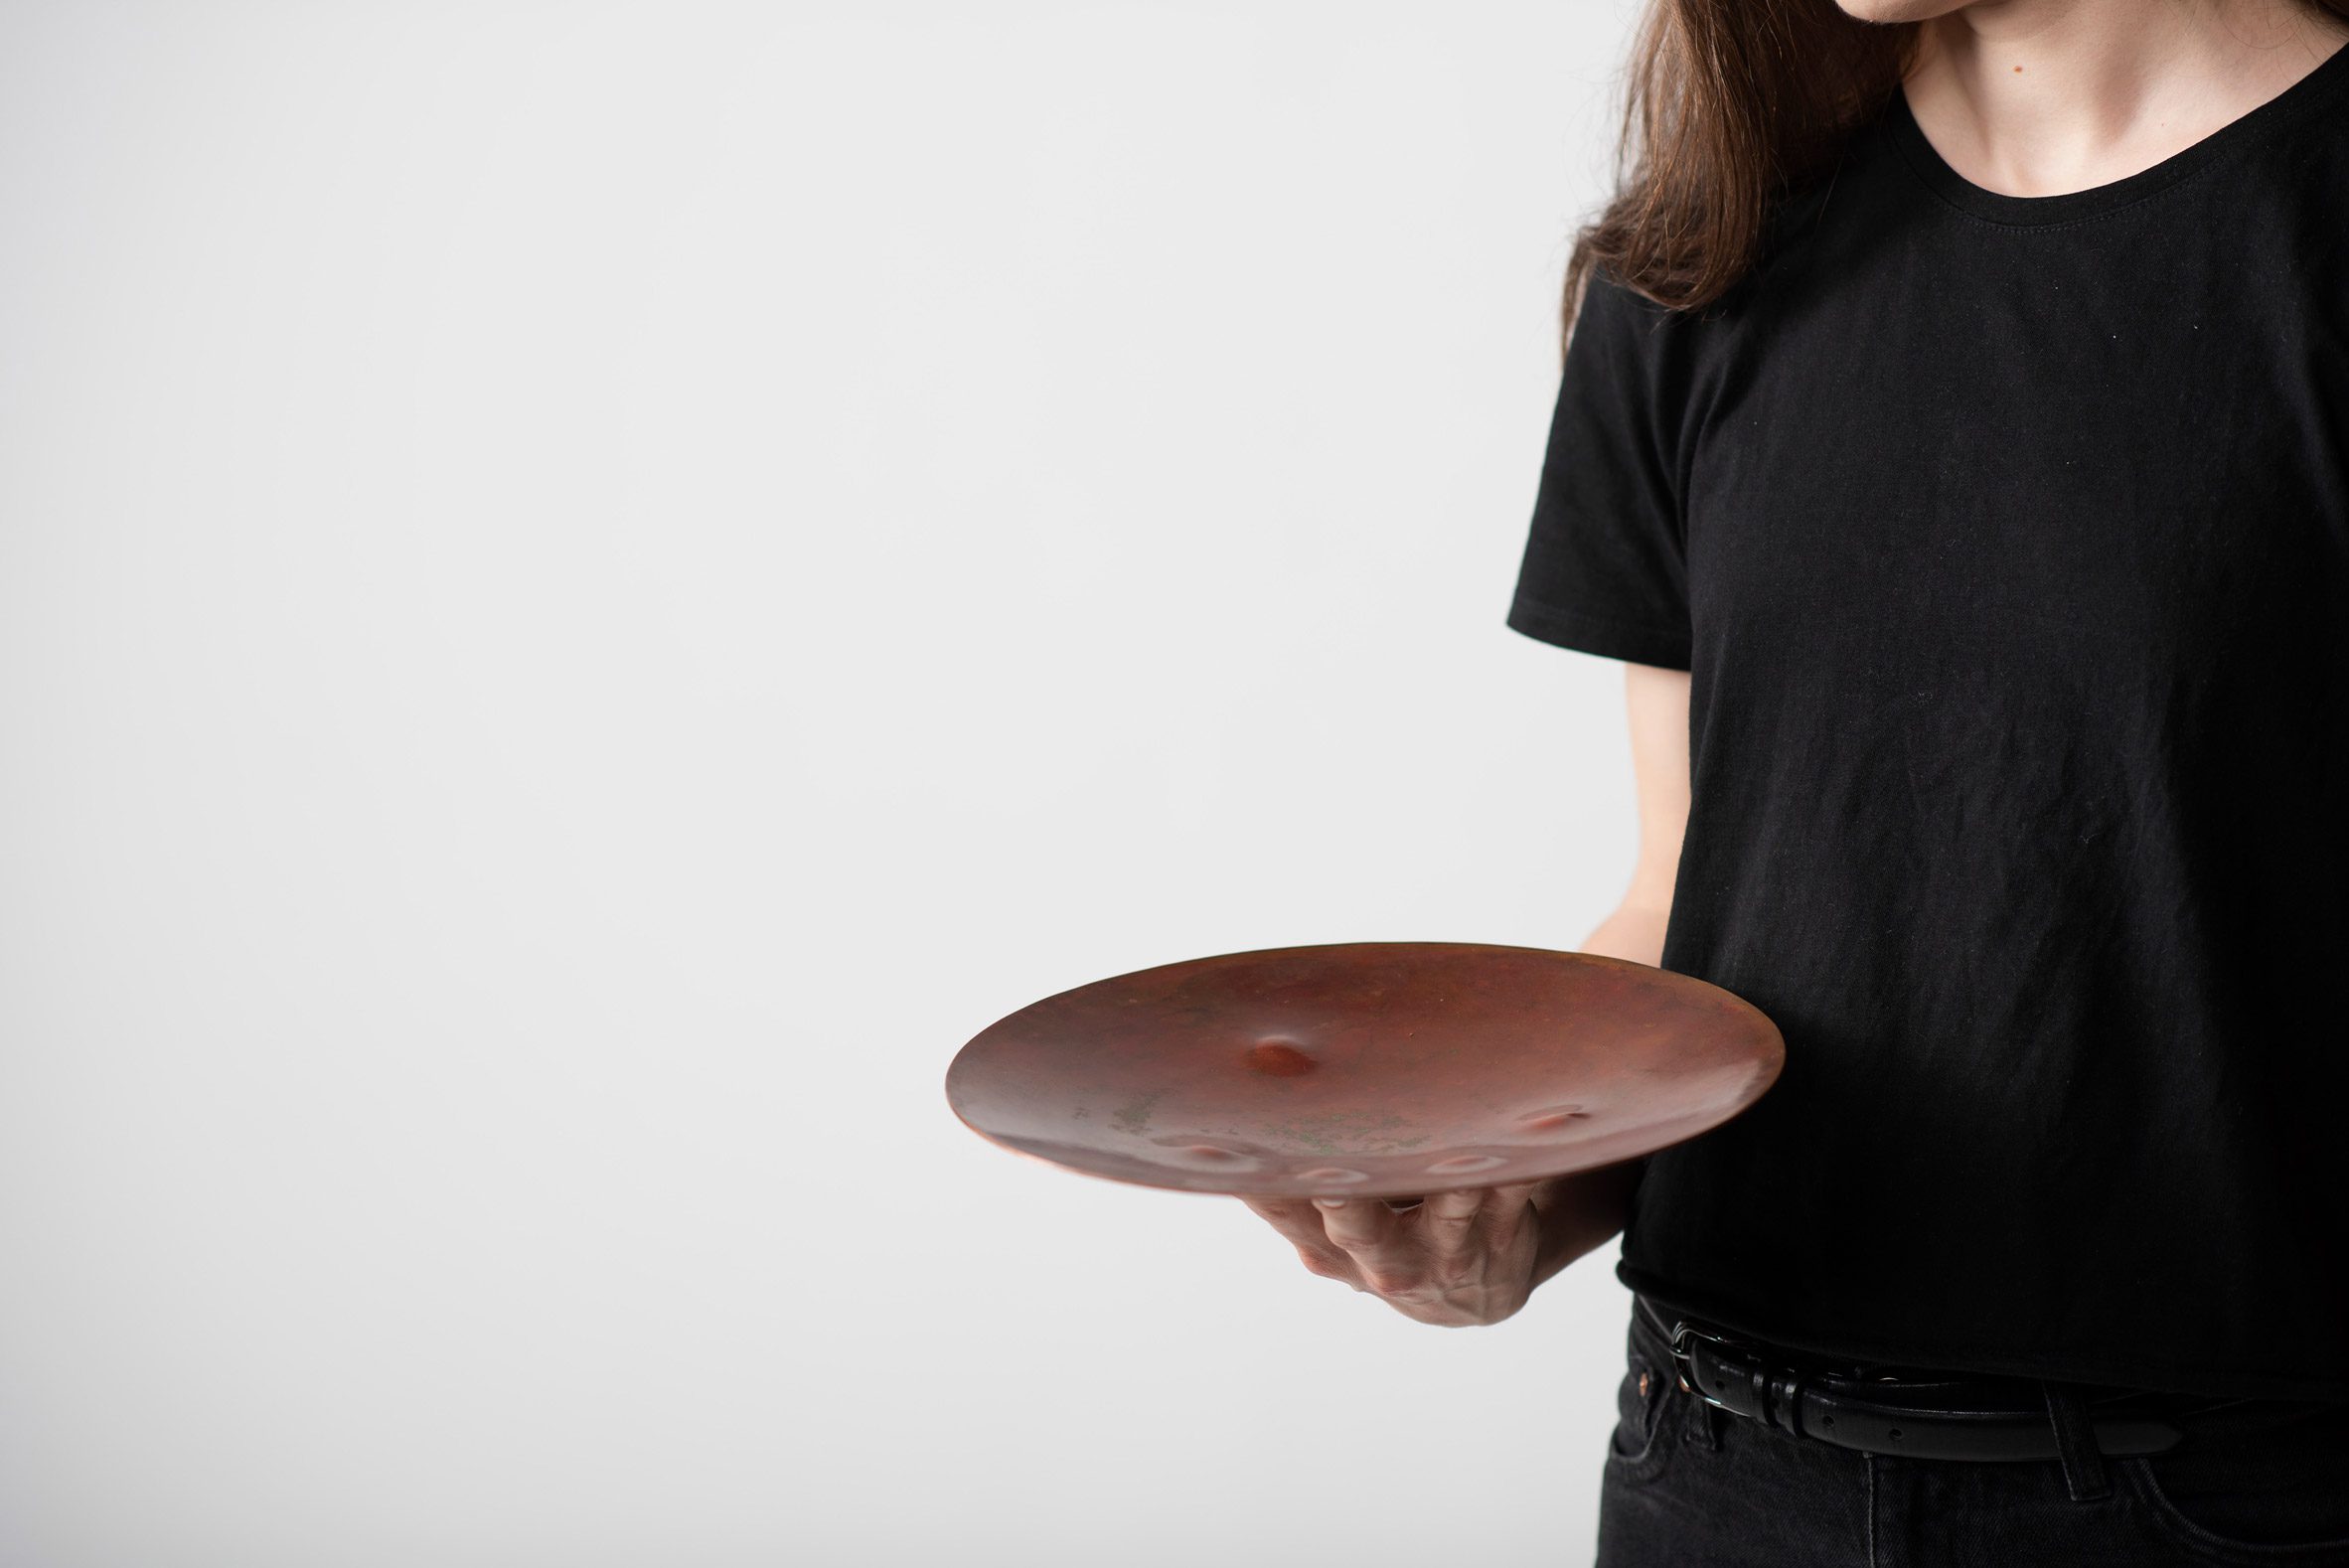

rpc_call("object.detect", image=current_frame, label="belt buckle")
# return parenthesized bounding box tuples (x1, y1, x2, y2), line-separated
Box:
(1667, 1319, 1756, 1401)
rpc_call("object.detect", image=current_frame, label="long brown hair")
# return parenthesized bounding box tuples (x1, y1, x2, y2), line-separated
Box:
(1563, 0, 2349, 349)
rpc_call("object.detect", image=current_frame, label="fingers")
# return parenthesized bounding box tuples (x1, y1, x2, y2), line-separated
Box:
(1313, 1194, 1423, 1295)
(1484, 1177, 1544, 1222)
(1236, 1192, 1328, 1247)
(1237, 1193, 1359, 1283)
(1416, 1186, 1486, 1264)
(1415, 1178, 1545, 1266)
(1242, 1179, 1548, 1303)
(1480, 1178, 1546, 1250)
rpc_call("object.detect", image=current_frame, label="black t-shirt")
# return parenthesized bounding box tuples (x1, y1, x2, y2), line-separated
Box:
(1506, 42, 2349, 1404)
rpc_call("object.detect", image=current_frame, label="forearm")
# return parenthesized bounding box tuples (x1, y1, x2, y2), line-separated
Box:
(1578, 900, 1671, 969)
(1527, 1156, 1643, 1289)
(1520, 902, 1669, 1292)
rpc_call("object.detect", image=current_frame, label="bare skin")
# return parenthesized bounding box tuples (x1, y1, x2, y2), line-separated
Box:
(1848, 0, 2349, 197)
(1238, 662, 1692, 1325)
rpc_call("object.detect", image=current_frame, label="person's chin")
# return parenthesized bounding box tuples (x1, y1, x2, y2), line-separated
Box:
(1830, 0, 1966, 25)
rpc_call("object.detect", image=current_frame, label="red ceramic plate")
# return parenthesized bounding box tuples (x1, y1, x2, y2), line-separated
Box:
(944, 941, 1784, 1200)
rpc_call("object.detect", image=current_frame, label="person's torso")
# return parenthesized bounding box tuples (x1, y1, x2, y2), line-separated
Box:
(1623, 48, 2349, 1402)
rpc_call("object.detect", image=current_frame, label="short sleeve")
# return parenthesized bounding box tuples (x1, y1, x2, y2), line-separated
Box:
(1503, 265, 1693, 670)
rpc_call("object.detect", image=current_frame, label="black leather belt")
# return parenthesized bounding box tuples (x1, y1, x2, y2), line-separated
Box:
(1635, 1295, 2186, 1463)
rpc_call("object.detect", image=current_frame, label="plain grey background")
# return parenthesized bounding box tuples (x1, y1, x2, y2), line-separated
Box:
(0, 1, 1664, 1562)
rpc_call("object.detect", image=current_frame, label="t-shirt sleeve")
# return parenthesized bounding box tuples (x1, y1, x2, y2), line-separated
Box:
(1503, 265, 1693, 671)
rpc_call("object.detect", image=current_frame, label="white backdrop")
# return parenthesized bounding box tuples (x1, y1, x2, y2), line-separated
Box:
(0, 3, 1663, 1563)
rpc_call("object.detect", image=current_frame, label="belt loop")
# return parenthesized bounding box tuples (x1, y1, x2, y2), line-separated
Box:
(2041, 1381, 2111, 1502)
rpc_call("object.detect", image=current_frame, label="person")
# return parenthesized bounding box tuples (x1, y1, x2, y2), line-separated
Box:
(1236, 0, 2349, 1559)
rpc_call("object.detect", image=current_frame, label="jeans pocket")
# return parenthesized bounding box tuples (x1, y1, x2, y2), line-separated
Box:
(2118, 1445, 2349, 1563)
(1607, 1346, 1675, 1480)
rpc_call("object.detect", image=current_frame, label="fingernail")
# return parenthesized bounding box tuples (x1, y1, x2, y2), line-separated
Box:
(1313, 1196, 1347, 1208)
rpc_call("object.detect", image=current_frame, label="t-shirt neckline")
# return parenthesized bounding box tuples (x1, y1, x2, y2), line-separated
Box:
(1887, 36, 2349, 226)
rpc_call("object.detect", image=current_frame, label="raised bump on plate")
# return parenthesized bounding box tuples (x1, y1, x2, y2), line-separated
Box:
(1157, 1143, 1264, 1171)
(1244, 1039, 1317, 1076)
(1424, 1154, 1507, 1176)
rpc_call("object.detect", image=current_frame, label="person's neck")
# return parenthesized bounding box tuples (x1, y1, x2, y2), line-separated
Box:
(1901, 0, 2349, 196)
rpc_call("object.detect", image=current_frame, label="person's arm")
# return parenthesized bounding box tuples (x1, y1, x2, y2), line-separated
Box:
(1577, 659, 1692, 968)
(1525, 657, 1693, 1289)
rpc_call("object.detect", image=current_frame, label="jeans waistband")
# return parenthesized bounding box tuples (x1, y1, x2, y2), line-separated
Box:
(1627, 1292, 2339, 1442)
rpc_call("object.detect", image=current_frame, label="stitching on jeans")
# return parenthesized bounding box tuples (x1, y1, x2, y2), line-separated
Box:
(1865, 1455, 1877, 1567)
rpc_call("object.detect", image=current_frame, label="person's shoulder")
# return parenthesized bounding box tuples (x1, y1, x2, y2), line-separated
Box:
(1564, 261, 1686, 380)
(2263, 70, 2349, 194)
(1580, 258, 1674, 324)
(2230, 58, 2349, 290)
(1574, 103, 1909, 358)
(1739, 102, 1906, 301)
(2264, 31, 2349, 150)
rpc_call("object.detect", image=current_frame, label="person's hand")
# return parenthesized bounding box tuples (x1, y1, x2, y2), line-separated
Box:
(1238, 1180, 1552, 1327)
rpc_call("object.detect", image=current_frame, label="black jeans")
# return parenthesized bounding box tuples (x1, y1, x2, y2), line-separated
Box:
(1596, 1295, 2349, 1566)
